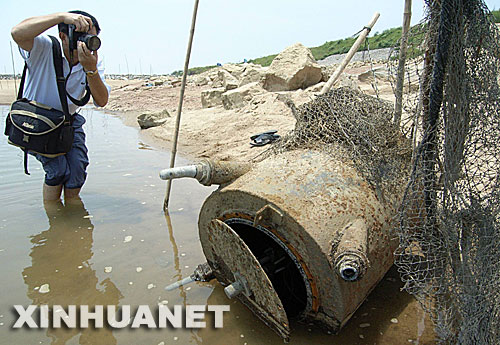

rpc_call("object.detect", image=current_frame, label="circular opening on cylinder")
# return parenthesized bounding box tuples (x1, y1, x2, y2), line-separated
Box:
(225, 219, 309, 319)
(341, 267, 358, 281)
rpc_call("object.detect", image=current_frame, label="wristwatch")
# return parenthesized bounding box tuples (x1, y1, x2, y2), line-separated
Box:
(85, 69, 98, 77)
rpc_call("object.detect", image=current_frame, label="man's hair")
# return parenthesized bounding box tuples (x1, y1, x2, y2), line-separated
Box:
(58, 10, 101, 35)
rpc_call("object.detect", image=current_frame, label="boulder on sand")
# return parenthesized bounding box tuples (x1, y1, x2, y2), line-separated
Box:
(222, 82, 265, 110)
(262, 43, 322, 92)
(137, 109, 170, 129)
(201, 88, 225, 108)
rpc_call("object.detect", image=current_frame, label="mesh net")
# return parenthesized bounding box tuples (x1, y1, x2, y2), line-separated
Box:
(392, 0, 500, 343)
(267, 87, 412, 201)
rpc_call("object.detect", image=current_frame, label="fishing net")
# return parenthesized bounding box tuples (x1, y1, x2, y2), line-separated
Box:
(392, 0, 500, 343)
(266, 87, 412, 201)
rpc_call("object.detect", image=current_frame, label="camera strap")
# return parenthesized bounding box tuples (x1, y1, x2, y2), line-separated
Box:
(64, 65, 91, 107)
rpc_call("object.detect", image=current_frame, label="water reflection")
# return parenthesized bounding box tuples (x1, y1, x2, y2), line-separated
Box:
(164, 211, 201, 345)
(22, 199, 123, 345)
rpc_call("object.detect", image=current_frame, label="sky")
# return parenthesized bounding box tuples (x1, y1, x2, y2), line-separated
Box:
(1, 0, 500, 75)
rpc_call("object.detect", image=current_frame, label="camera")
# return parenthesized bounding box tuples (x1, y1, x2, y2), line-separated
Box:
(68, 24, 101, 51)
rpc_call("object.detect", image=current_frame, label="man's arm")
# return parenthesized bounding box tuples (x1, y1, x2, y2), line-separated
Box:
(78, 42, 108, 107)
(11, 12, 93, 52)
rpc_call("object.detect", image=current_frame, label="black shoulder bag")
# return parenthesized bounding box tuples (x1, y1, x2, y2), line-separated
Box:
(4, 36, 75, 175)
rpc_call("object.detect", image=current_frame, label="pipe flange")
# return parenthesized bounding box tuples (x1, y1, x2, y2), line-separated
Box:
(334, 251, 369, 282)
(196, 159, 213, 186)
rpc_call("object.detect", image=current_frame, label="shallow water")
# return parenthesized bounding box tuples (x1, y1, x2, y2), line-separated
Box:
(0, 106, 434, 345)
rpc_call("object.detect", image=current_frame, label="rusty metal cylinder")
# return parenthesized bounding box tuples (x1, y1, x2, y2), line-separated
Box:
(198, 149, 401, 338)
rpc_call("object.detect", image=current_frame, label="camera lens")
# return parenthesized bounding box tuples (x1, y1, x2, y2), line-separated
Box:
(86, 36, 101, 51)
(78, 34, 101, 51)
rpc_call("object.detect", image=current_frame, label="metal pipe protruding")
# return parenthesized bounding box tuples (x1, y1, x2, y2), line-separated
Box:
(165, 275, 196, 291)
(224, 281, 244, 299)
(331, 219, 369, 282)
(159, 165, 198, 180)
(160, 160, 252, 186)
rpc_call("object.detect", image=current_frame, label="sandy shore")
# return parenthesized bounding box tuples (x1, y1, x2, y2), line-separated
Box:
(1, 61, 397, 164)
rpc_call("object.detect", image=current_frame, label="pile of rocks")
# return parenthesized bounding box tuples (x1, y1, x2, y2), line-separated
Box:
(135, 42, 392, 129)
(198, 43, 361, 113)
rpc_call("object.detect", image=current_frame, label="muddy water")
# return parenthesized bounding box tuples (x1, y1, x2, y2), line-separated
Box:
(0, 106, 434, 345)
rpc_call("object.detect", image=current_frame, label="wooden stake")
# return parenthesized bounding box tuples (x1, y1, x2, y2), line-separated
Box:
(394, 0, 412, 127)
(320, 12, 380, 95)
(163, 0, 200, 211)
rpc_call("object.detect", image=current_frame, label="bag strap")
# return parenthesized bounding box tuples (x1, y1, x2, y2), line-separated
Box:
(23, 149, 30, 175)
(48, 35, 71, 124)
(17, 63, 27, 100)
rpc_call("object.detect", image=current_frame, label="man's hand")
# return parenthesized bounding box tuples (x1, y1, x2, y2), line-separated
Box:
(77, 41, 98, 72)
(77, 41, 109, 107)
(62, 13, 93, 33)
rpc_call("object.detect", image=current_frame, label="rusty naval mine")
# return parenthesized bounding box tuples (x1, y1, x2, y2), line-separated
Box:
(161, 146, 403, 341)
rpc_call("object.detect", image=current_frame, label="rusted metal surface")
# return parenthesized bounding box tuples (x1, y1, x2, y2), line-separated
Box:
(206, 219, 290, 340)
(198, 148, 404, 337)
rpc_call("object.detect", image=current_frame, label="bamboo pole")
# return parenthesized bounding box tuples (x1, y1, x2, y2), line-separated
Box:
(320, 12, 380, 95)
(163, 0, 200, 211)
(10, 41, 18, 96)
(394, 0, 412, 127)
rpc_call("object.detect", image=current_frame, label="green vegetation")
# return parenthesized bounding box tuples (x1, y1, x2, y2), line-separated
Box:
(173, 9, 500, 75)
(171, 65, 216, 77)
(249, 26, 406, 67)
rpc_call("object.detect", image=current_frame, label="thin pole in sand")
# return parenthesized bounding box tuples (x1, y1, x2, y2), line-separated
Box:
(394, 0, 412, 127)
(320, 12, 380, 95)
(10, 41, 18, 96)
(163, 0, 200, 211)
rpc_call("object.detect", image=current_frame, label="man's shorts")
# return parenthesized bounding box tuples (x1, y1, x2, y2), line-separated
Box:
(34, 114, 89, 189)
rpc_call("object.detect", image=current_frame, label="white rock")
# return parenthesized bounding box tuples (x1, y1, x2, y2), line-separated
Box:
(147, 283, 156, 290)
(39, 284, 50, 294)
(137, 109, 170, 129)
(124, 236, 133, 243)
(104, 267, 113, 273)
(238, 64, 265, 87)
(221, 82, 264, 110)
(136, 267, 143, 273)
(262, 43, 322, 91)
(218, 70, 239, 91)
(201, 88, 225, 108)
(391, 318, 399, 324)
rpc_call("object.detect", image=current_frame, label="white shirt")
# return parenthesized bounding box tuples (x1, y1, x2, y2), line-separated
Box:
(19, 34, 109, 114)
